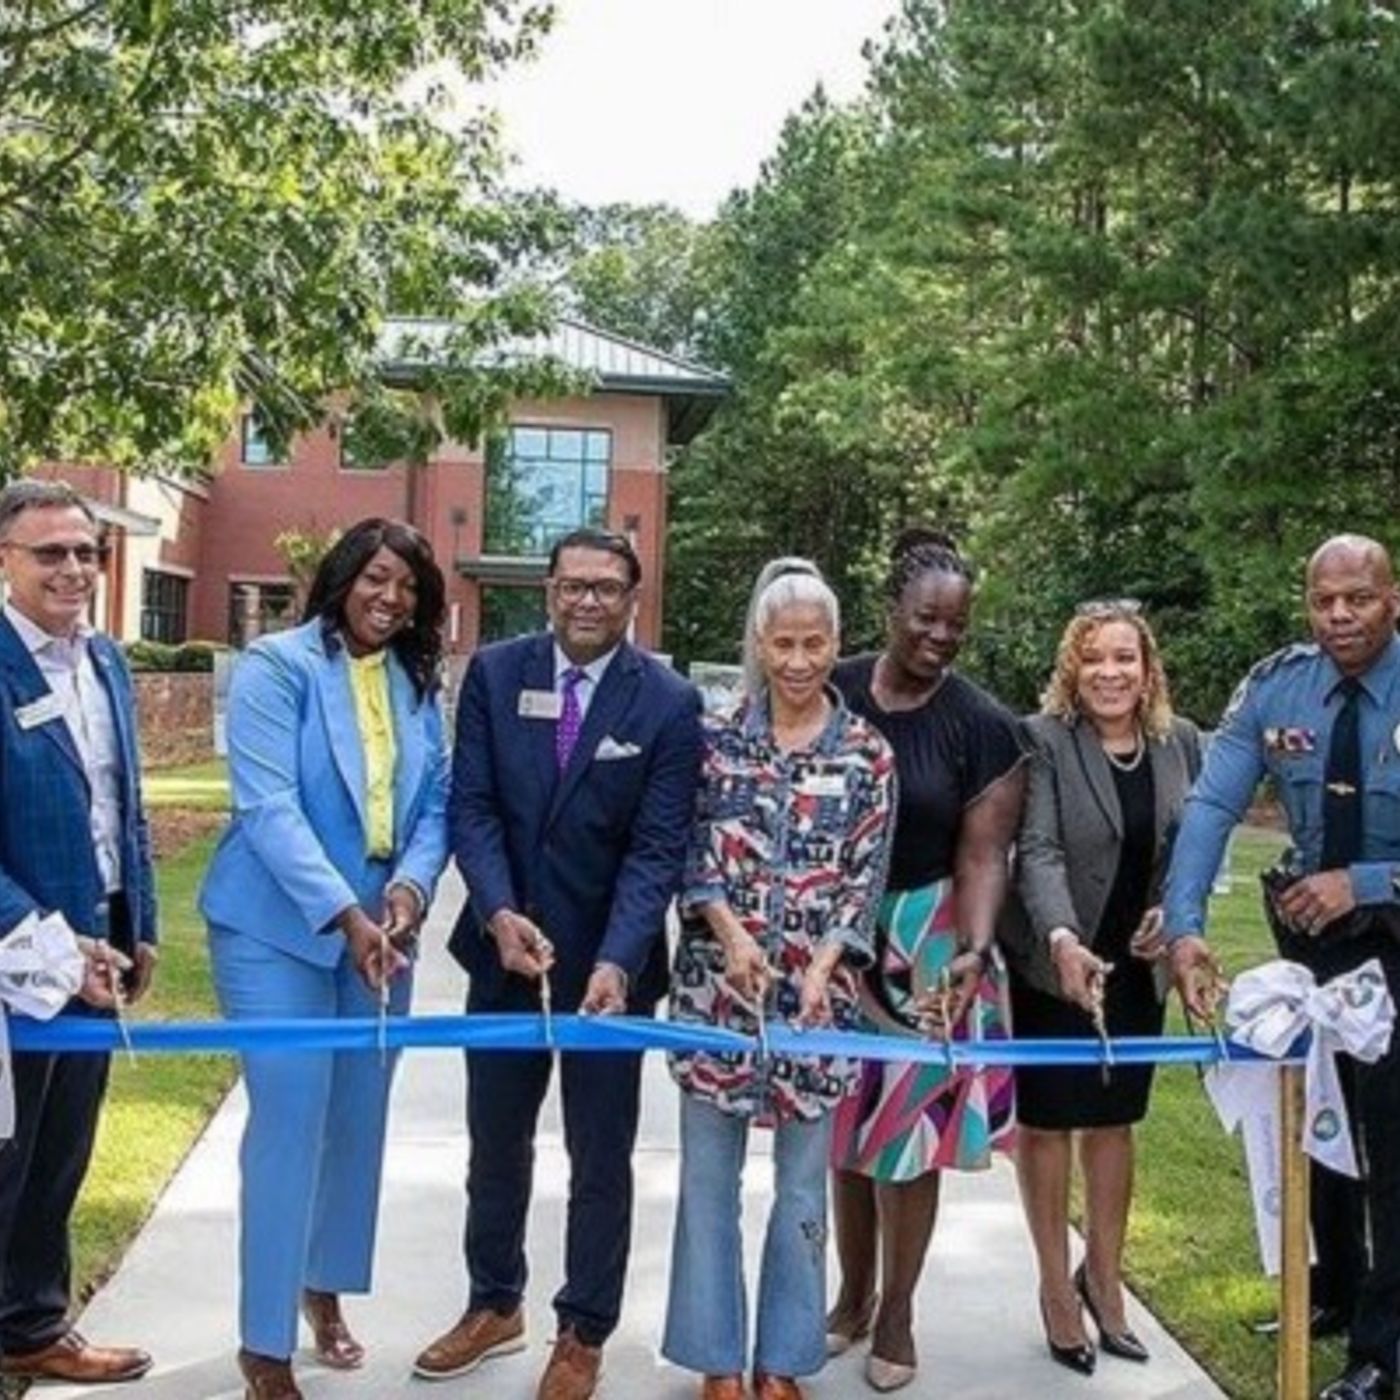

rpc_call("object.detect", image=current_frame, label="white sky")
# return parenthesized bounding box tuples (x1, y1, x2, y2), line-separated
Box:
(475, 0, 900, 217)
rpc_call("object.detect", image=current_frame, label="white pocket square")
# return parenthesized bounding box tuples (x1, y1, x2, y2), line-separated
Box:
(595, 735, 642, 761)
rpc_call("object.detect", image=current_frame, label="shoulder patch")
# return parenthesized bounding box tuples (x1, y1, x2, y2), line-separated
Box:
(1219, 643, 1317, 726)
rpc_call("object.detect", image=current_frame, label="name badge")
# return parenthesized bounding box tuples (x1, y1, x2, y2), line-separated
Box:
(518, 688, 562, 721)
(15, 694, 63, 730)
(798, 773, 846, 798)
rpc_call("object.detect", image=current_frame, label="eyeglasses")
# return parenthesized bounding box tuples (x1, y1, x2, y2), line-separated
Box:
(2, 541, 109, 568)
(1075, 597, 1142, 617)
(552, 577, 632, 606)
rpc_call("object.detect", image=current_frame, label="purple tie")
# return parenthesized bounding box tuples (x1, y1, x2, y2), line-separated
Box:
(556, 667, 586, 770)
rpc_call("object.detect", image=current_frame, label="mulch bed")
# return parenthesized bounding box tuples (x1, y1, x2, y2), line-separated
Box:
(149, 809, 227, 861)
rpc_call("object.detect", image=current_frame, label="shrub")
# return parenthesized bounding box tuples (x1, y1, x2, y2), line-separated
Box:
(125, 640, 228, 673)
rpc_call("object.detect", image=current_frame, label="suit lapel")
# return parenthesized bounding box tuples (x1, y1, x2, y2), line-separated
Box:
(0, 613, 86, 783)
(388, 656, 424, 852)
(546, 643, 641, 831)
(313, 632, 369, 836)
(1148, 730, 1182, 847)
(1071, 719, 1123, 840)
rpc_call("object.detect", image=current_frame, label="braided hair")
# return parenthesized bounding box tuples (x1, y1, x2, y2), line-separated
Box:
(884, 525, 975, 606)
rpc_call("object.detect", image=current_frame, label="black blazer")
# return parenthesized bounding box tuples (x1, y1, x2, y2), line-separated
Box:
(999, 711, 1203, 997)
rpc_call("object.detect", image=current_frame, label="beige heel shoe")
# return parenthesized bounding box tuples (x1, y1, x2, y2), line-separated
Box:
(826, 1294, 878, 1357)
(865, 1353, 917, 1393)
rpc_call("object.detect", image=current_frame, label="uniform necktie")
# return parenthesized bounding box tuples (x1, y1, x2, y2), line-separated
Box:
(556, 666, 586, 770)
(1321, 676, 1363, 870)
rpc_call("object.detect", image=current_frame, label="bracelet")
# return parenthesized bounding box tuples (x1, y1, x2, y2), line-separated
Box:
(957, 943, 993, 971)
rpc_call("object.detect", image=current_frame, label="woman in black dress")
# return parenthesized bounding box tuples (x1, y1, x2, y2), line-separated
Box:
(999, 603, 1200, 1375)
(826, 530, 1026, 1393)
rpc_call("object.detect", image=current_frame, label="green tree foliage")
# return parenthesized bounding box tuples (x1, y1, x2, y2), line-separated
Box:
(0, 0, 559, 476)
(560, 201, 715, 359)
(664, 0, 1400, 719)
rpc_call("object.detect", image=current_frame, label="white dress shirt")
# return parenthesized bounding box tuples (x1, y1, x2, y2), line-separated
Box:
(5, 603, 124, 895)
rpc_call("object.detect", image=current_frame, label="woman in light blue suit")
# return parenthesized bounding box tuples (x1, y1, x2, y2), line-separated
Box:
(200, 519, 449, 1400)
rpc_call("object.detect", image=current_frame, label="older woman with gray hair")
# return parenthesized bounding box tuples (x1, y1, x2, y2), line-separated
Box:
(662, 558, 895, 1400)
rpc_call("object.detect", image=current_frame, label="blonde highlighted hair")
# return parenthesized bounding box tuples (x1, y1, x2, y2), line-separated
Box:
(1040, 603, 1174, 739)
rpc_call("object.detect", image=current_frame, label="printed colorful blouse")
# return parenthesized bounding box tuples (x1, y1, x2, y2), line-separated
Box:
(669, 691, 895, 1123)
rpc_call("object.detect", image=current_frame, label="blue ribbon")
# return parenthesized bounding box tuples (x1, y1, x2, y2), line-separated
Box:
(5, 1014, 1305, 1065)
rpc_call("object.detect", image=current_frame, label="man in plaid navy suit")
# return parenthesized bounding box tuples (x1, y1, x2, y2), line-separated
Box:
(0, 479, 158, 1386)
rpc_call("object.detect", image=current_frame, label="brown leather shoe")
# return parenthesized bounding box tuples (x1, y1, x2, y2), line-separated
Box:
(300, 1288, 365, 1369)
(0, 1330, 152, 1383)
(702, 1375, 748, 1400)
(413, 1306, 526, 1380)
(753, 1374, 804, 1400)
(536, 1329, 602, 1400)
(238, 1348, 303, 1400)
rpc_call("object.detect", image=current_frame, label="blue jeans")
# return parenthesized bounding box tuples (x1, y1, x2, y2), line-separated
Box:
(662, 1095, 832, 1378)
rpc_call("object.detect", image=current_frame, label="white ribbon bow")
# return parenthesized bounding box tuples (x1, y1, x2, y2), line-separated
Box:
(0, 912, 87, 1139)
(1206, 957, 1393, 1274)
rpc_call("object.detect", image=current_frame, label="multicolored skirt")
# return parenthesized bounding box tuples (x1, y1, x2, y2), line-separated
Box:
(831, 878, 1016, 1181)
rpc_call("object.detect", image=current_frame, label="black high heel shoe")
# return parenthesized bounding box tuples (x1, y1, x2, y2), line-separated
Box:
(1038, 1296, 1096, 1376)
(1075, 1263, 1150, 1363)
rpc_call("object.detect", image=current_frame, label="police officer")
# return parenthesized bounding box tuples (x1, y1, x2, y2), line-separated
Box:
(1164, 534, 1400, 1400)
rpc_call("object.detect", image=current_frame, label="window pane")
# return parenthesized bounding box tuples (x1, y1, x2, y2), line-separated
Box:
(228, 582, 297, 648)
(511, 428, 548, 460)
(241, 414, 278, 467)
(548, 429, 584, 462)
(584, 430, 612, 462)
(480, 585, 547, 643)
(484, 425, 612, 555)
(140, 570, 189, 644)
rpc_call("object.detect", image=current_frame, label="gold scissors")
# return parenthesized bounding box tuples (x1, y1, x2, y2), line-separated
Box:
(1087, 965, 1113, 1084)
(105, 948, 136, 1067)
(1183, 969, 1231, 1073)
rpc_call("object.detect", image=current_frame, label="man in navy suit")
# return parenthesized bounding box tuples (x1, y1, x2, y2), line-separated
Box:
(0, 479, 157, 1385)
(415, 528, 702, 1400)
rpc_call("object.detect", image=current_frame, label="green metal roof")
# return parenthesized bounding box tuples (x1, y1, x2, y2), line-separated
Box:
(380, 316, 731, 445)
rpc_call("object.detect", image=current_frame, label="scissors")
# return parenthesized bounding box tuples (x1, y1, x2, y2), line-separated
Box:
(540, 970, 556, 1053)
(722, 976, 770, 1064)
(105, 947, 136, 1067)
(376, 928, 390, 1068)
(1087, 965, 1113, 1084)
(1182, 970, 1231, 1075)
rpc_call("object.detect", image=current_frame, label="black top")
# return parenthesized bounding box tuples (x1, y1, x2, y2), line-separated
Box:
(1097, 755, 1157, 958)
(833, 654, 1025, 891)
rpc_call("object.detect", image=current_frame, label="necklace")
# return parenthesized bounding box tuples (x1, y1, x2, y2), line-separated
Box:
(1102, 731, 1145, 773)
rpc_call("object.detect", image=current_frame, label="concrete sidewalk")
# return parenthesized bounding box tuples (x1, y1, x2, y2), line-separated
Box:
(50, 875, 1223, 1399)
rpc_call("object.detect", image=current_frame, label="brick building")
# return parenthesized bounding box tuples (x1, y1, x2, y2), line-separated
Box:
(50, 319, 728, 657)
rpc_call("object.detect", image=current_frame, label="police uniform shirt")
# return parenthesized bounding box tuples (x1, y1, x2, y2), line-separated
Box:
(1163, 635, 1400, 936)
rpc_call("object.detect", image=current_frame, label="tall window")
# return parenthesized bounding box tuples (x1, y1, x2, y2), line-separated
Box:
(140, 570, 189, 644)
(240, 413, 282, 467)
(228, 581, 296, 648)
(484, 426, 611, 556)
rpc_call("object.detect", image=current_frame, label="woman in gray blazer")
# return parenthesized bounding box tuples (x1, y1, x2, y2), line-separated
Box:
(999, 602, 1201, 1376)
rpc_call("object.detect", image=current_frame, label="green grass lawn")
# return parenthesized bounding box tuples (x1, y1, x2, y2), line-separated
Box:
(142, 758, 230, 812)
(1125, 825, 1336, 1399)
(70, 833, 237, 1297)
